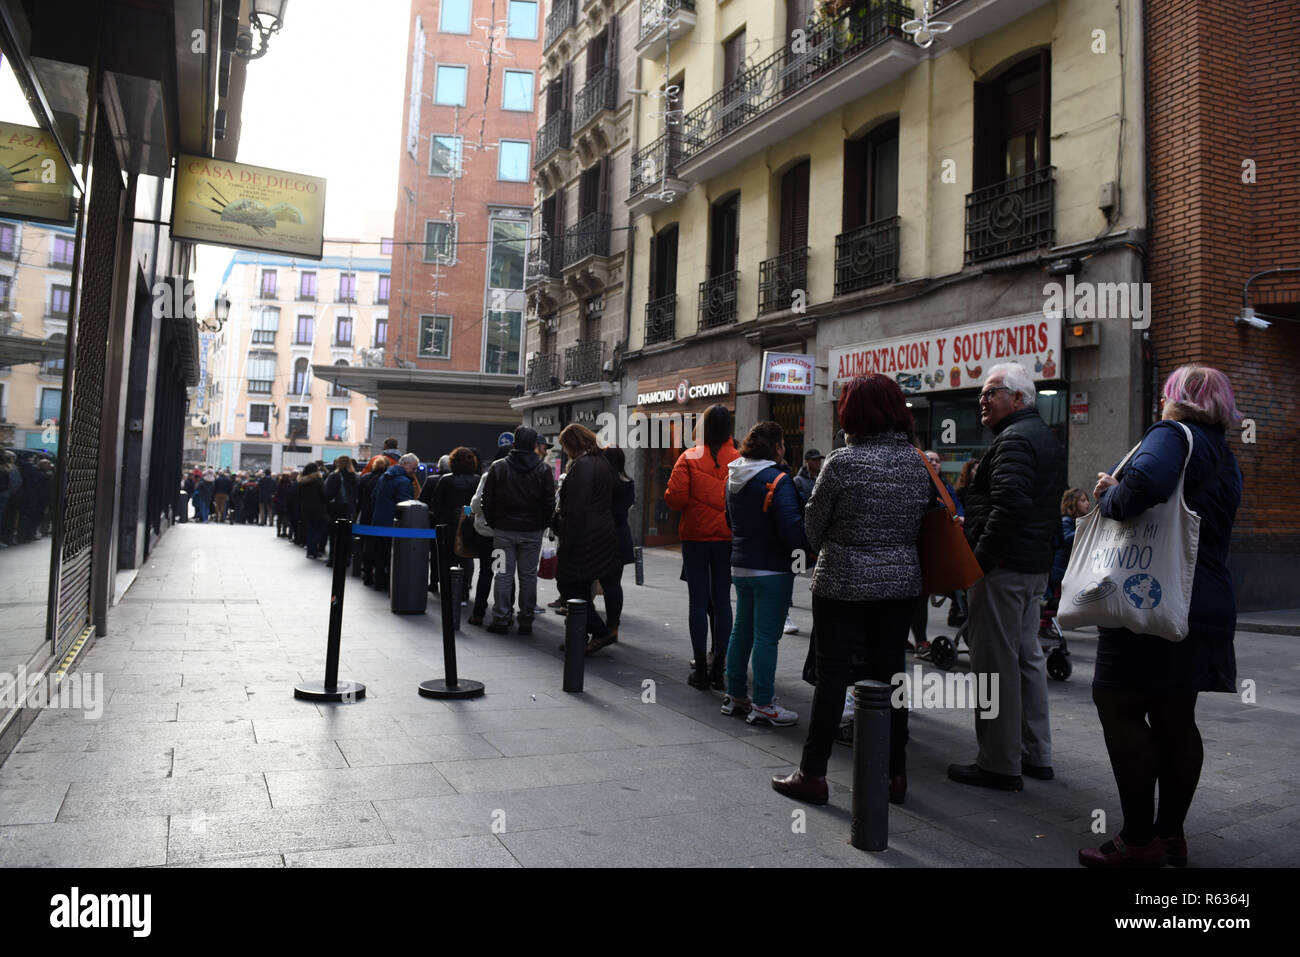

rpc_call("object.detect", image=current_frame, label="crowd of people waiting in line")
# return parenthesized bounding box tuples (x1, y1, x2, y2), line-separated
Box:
(186, 359, 1243, 869)
(0, 450, 55, 547)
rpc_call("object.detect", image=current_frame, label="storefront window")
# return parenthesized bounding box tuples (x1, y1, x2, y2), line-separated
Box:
(0, 49, 84, 702)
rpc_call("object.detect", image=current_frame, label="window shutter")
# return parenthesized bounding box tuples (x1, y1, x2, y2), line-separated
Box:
(1038, 48, 1051, 168)
(599, 156, 610, 216)
(972, 80, 997, 189)
(649, 227, 660, 299)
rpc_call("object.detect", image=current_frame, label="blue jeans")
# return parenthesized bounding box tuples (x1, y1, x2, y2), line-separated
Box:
(726, 573, 793, 707)
(682, 540, 733, 667)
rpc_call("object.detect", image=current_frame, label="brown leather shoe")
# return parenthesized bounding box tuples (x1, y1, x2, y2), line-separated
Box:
(771, 770, 828, 806)
(1078, 835, 1167, 868)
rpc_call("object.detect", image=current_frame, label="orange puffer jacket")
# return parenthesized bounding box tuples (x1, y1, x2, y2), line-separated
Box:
(664, 443, 740, 541)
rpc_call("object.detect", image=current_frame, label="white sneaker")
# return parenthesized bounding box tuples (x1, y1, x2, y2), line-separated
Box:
(783, 617, 798, 635)
(720, 694, 751, 717)
(747, 699, 798, 727)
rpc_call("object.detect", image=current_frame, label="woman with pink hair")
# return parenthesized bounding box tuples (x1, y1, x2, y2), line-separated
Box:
(1079, 365, 1244, 868)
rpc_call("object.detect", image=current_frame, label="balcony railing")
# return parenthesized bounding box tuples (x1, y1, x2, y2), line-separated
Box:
(334, 335, 354, 348)
(563, 339, 605, 385)
(544, 0, 576, 49)
(563, 212, 611, 268)
(297, 290, 316, 301)
(964, 167, 1056, 265)
(699, 271, 739, 329)
(834, 216, 900, 296)
(251, 329, 276, 345)
(640, 0, 695, 41)
(679, 2, 911, 162)
(630, 132, 681, 196)
(574, 67, 617, 132)
(536, 109, 571, 165)
(645, 293, 676, 345)
(248, 380, 273, 395)
(758, 247, 809, 316)
(526, 351, 561, 392)
(526, 234, 563, 284)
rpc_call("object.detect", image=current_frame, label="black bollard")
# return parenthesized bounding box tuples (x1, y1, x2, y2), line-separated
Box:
(391, 500, 430, 614)
(294, 520, 366, 703)
(419, 523, 484, 699)
(449, 565, 464, 631)
(850, 679, 893, 851)
(562, 599, 587, 693)
(634, 546, 644, 586)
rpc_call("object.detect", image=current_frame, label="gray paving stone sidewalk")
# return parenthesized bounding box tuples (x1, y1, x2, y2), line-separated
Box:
(1, 522, 1297, 867)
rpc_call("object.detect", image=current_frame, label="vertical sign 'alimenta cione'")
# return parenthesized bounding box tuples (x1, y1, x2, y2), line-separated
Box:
(172, 154, 326, 260)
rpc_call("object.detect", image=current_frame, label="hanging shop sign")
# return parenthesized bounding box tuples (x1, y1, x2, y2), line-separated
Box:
(828, 313, 1063, 398)
(0, 121, 76, 224)
(172, 154, 326, 260)
(761, 352, 815, 395)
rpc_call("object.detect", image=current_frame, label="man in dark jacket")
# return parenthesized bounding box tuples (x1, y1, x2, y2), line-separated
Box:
(371, 453, 419, 591)
(357, 462, 386, 585)
(257, 470, 277, 526)
(792, 449, 823, 506)
(479, 427, 556, 634)
(949, 362, 1067, 792)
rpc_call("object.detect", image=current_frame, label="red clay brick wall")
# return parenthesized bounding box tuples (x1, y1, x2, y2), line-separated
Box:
(390, 1, 541, 372)
(1146, 0, 1300, 558)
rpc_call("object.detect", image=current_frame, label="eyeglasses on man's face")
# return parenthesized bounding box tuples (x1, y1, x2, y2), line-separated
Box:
(978, 386, 1013, 403)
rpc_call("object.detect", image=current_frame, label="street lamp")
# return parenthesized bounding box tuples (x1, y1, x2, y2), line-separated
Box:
(236, 0, 289, 60)
(201, 291, 231, 333)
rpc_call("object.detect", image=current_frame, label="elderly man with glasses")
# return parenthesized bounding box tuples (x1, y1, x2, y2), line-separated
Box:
(948, 362, 1067, 792)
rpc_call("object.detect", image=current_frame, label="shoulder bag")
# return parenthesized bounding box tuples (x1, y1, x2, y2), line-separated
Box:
(915, 449, 984, 594)
(1057, 421, 1218, 642)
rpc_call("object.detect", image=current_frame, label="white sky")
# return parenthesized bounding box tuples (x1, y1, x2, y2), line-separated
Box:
(196, 0, 411, 300)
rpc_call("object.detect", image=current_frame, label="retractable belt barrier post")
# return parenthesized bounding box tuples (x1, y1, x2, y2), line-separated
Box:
(634, 546, 644, 586)
(850, 679, 893, 851)
(448, 565, 464, 631)
(419, 523, 485, 699)
(294, 519, 367, 703)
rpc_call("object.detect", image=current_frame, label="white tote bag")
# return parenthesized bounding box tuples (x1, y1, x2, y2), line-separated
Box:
(1057, 421, 1199, 642)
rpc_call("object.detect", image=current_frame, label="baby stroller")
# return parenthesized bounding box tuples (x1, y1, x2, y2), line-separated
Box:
(918, 592, 971, 671)
(1039, 583, 1072, 680)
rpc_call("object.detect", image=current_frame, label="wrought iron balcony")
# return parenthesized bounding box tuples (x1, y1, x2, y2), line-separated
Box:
(526, 234, 563, 286)
(248, 380, 273, 395)
(544, 0, 577, 50)
(964, 167, 1056, 265)
(758, 247, 809, 316)
(574, 67, 617, 132)
(526, 351, 561, 392)
(699, 271, 739, 329)
(563, 212, 612, 268)
(563, 339, 605, 385)
(834, 217, 900, 296)
(640, 0, 695, 40)
(679, 2, 911, 163)
(536, 109, 571, 165)
(645, 294, 676, 345)
(630, 132, 682, 197)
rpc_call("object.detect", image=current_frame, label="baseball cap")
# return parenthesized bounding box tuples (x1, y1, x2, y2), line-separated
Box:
(804, 448, 824, 460)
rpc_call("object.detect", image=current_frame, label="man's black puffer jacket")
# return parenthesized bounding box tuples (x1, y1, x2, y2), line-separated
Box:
(963, 407, 1067, 574)
(481, 449, 556, 532)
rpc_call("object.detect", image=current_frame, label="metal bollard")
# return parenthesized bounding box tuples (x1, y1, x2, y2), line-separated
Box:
(449, 565, 464, 631)
(562, 599, 587, 693)
(391, 500, 430, 614)
(850, 679, 893, 852)
(294, 520, 366, 703)
(634, 546, 644, 586)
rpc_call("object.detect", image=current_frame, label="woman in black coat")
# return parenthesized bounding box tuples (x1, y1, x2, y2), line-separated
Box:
(585, 446, 635, 654)
(323, 456, 359, 567)
(1079, 365, 1244, 869)
(297, 462, 329, 559)
(420, 446, 482, 598)
(553, 424, 620, 646)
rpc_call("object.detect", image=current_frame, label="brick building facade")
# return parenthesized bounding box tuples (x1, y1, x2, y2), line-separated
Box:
(1145, 0, 1300, 608)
